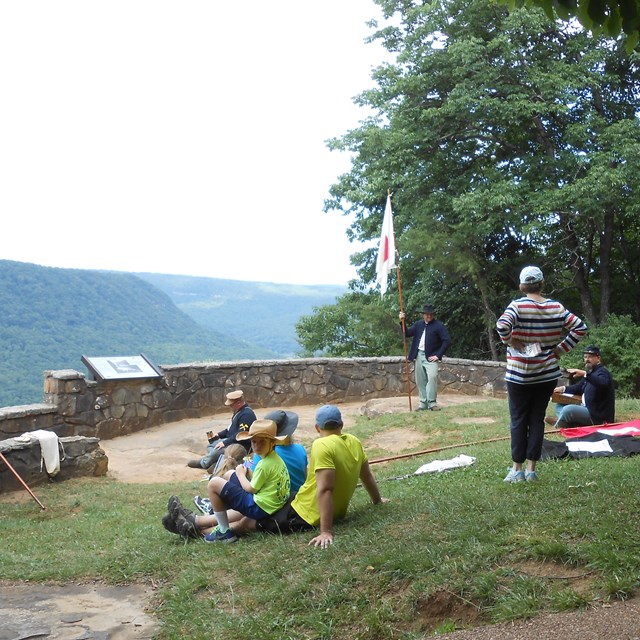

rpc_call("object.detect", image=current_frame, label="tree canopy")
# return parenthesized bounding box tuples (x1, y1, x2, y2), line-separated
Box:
(503, 0, 640, 49)
(298, 0, 640, 366)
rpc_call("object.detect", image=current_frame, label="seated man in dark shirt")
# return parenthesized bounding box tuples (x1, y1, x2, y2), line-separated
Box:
(550, 345, 615, 428)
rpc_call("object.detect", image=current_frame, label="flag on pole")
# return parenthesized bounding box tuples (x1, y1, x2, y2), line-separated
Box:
(375, 194, 396, 296)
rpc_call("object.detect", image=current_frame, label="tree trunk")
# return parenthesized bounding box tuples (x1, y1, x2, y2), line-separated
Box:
(477, 276, 499, 360)
(560, 213, 598, 325)
(598, 206, 615, 322)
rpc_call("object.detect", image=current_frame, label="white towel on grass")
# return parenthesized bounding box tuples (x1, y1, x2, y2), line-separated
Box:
(414, 454, 476, 475)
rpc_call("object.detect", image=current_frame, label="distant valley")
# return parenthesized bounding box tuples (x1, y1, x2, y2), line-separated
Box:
(0, 260, 345, 407)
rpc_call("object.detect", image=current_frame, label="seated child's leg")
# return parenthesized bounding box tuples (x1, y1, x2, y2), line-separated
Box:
(207, 475, 228, 512)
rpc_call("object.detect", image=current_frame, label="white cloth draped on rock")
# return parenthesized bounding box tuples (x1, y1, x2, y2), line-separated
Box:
(27, 430, 63, 476)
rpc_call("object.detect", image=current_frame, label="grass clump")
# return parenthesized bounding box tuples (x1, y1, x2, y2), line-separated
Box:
(1, 397, 639, 638)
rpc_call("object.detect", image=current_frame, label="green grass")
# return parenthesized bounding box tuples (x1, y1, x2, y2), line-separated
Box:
(1, 398, 639, 639)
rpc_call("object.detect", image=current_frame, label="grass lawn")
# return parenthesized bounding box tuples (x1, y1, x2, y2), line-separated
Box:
(1, 397, 639, 639)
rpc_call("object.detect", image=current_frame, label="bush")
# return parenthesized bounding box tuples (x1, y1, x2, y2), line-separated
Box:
(558, 314, 640, 397)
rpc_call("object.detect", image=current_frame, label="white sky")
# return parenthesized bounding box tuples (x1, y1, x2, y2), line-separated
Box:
(0, 2, 388, 286)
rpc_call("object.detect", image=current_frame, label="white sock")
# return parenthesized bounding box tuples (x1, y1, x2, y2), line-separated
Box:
(214, 511, 229, 531)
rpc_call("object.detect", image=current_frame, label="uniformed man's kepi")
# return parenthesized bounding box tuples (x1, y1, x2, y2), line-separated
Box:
(224, 390, 244, 405)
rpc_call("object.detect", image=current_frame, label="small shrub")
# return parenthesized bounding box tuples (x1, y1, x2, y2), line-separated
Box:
(559, 314, 640, 397)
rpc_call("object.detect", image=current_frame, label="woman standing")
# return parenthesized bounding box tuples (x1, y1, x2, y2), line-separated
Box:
(496, 266, 587, 482)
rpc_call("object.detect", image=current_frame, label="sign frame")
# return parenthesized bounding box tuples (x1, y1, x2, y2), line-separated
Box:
(81, 353, 163, 382)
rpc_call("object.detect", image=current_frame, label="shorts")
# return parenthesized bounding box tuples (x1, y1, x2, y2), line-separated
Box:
(219, 473, 269, 520)
(255, 494, 314, 535)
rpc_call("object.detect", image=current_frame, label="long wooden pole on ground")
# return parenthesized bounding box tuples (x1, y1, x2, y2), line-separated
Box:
(369, 429, 562, 466)
(0, 451, 46, 510)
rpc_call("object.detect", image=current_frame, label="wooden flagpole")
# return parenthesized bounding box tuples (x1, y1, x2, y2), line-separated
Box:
(388, 189, 413, 411)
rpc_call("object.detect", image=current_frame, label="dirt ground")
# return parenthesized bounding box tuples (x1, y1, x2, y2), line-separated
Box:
(2, 394, 639, 639)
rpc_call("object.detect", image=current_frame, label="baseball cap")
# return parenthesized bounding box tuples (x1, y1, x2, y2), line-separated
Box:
(519, 266, 544, 284)
(315, 405, 343, 429)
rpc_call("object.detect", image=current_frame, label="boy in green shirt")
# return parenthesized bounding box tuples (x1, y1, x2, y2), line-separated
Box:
(164, 419, 290, 543)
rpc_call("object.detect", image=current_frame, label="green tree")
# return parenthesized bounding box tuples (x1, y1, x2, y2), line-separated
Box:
(304, 0, 640, 362)
(559, 314, 640, 396)
(296, 291, 403, 357)
(503, 0, 640, 48)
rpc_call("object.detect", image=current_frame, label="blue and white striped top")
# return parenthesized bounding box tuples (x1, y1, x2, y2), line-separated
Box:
(496, 297, 587, 385)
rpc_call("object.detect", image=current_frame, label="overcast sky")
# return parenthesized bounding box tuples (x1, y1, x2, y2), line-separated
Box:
(1, 2, 388, 286)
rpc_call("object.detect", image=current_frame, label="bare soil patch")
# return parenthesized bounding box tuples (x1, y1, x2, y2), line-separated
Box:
(453, 416, 496, 425)
(365, 426, 426, 453)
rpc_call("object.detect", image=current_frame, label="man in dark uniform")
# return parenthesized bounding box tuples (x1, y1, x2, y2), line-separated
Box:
(399, 304, 451, 411)
(550, 345, 615, 428)
(187, 389, 256, 471)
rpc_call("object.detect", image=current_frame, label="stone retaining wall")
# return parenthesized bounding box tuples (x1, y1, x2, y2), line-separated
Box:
(0, 435, 108, 494)
(0, 356, 507, 493)
(0, 356, 508, 442)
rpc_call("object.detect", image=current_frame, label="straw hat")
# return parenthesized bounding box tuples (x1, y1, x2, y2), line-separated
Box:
(236, 419, 288, 443)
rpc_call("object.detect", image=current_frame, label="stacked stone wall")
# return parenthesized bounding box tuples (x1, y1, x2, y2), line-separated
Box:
(0, 357, 508, 442)
(0, 356, 508, 493)
(0, 435, 107, 494)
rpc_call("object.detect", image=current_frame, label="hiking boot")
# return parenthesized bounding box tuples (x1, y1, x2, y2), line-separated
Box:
(168, 495, 182, 520)
(175, 512, 200, 539)
(161, 513, 179, 535)
(544, 416, 556, 426)
(204, 526, 238, 544)
(429, 405, 441, 411)
(187, 459, 203, 469)
(503, 468, 525, 483)
(194, 495, 212, 515)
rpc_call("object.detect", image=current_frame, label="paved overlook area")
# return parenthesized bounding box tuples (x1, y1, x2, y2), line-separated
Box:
(1, 395, 638, 639)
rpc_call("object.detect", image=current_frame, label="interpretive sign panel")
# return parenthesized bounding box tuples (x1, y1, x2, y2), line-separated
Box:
(81, 353, 163, 381)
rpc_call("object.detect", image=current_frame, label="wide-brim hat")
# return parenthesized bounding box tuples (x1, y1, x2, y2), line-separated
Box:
(236, 419, 288, 443)
(224, 389, 244, 406)
(263, 410, 299, 437)
(421, 304, 435, 314)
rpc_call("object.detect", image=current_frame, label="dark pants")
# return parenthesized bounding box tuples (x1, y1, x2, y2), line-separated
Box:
(255, 494, 312, 535)
(507, 380, 556, 463)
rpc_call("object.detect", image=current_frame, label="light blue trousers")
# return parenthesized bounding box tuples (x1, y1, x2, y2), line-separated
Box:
(415, 351, 440, 409)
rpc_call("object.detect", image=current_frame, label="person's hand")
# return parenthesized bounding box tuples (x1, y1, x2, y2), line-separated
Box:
(235, 464, 246, 477)
(309, 531, 334, 549)
(553, 386, 565, 394)
(567, 368, 586, 378)
(509, 338, 525, 351)
(214, 441, 225, 450)
(427, 355, 439, 362)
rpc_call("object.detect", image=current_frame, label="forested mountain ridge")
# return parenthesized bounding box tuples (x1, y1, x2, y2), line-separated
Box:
(0, 261, 343, 407)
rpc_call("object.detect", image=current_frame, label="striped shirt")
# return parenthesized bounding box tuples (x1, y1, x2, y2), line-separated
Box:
(496, 297, 587, 385)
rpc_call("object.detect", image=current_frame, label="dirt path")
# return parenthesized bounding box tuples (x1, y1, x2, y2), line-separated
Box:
(100, 394, 492, 484)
